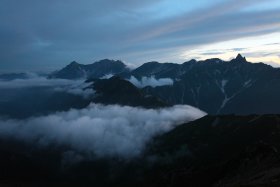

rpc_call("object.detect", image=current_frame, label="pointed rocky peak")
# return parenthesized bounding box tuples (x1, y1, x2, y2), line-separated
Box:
(231, 54, 247, 63)
(189, 59, 197, 63)
(49, 61, 85, 79)
(63, 61, 83, 71)
(70, 61, 79, 65)
(67, 61, 81, 67)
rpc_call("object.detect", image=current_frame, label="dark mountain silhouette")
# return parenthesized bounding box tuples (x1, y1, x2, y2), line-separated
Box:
(49, 59, 129, 79)
(87, 76, 168, 108)
(138, 54, 280, 114)
(144, 114, 280, 186)
(231, 53, 248, 63)
(128, 61, 183, 79)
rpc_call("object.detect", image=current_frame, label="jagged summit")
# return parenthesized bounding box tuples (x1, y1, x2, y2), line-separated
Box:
(50, 59, 129, 79)
(95, 59, 125, 65)
(51, 54, 270, 81)
(68, 61, 80, 66)
(231, 53, 247, 63)
(236, 53, 246, 61)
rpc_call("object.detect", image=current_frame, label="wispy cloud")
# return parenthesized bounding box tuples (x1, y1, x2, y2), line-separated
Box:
(128, 76, 174, 88)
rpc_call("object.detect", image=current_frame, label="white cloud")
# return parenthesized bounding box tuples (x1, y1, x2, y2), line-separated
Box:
(0, 104, 206, 158)
(128, 76, 174, 88)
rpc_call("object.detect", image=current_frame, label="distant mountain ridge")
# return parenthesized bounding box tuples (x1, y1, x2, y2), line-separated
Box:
(49, 59, 130, 79)
(49, 54, 280, 114)
(140, 54, 280, 114)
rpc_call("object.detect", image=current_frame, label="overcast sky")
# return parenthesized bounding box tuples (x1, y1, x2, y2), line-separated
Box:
(0, 0, 280, 71)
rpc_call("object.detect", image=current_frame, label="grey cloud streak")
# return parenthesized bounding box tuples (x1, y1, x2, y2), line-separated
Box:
(125, 2, 280, 54)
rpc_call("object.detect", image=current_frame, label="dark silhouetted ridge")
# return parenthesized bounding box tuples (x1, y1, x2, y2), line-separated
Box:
(88, 76, 168, 108)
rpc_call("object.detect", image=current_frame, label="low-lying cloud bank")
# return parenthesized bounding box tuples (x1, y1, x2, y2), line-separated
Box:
(0, 74, 94, 98)
(128, 76, 173, 88)
(0, 104, 206, 158)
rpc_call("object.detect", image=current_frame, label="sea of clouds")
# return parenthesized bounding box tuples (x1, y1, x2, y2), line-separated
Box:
(0, 73, 205, 160)
(0, 104, 206, 159)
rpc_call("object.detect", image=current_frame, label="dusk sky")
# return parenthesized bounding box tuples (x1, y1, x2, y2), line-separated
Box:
(0, 0, 280, 71)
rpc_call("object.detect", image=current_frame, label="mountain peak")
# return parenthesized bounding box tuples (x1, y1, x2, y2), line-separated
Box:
(93, 59, 127, 68)
(232, 54, 247, 63)
(68, 61, 80, 66)
(96, 59, 123, 64)
(184, 59, 197, 64)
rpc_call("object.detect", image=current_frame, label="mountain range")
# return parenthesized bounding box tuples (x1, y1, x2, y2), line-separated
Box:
(49, 59, 129, 79)
(50, 54, 280, 115)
